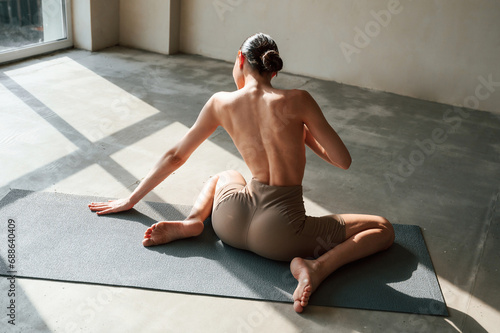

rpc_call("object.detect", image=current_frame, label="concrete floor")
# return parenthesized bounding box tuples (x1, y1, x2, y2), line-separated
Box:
(0, 46, 499, 332)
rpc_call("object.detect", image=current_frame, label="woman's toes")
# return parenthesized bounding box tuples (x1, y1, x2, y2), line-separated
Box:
(142, 237, 154, 247)
(294, 300, 303, 313)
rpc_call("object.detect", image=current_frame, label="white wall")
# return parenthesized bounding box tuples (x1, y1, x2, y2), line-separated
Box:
(73, 0, 179, 53)
(72, 0, 119, 51)
(91, 0, 120, 51)
(180, 0, 500, 114)
(119, 0, 179, 55)
(72, 0, 92, 50)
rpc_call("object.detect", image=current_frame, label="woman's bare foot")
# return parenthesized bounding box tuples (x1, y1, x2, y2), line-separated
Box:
(290, 257, 325, 313)
(142, 218, 203, 246)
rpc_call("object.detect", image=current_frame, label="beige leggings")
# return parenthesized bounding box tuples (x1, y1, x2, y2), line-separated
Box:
(212, 177, 346, 261)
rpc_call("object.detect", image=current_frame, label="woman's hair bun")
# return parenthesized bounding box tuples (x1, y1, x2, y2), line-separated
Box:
(240, 33, 283, 74)
(261, 50, 283, 73)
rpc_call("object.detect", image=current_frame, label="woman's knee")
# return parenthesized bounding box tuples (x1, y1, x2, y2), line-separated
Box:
(377, 216, 395, 249)
(216, 170, 244, 185)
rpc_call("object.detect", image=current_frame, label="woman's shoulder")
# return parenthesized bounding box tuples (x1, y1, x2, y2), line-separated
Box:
(210, 90, 241, 103)
(208, 88, 314, 108)
(279, 89, 316, 107)
(265, 88, 311, 101)
(287, 88, 313, 98)
(204, 91, 238, 111)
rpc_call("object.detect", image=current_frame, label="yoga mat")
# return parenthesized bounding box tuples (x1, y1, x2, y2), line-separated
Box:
(0, 189, 448, 315)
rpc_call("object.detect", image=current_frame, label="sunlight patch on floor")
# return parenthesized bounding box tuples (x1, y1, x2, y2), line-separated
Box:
(5, 57, 159, 142)
(0, 83, 78, 187)
(45, 163, 131, 198)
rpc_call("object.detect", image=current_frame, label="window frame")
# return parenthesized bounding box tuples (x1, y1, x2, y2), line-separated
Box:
(0, 0, 73, 64)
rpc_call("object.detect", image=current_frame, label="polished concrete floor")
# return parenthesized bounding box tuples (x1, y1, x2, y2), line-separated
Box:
(0, 46, 499, 332)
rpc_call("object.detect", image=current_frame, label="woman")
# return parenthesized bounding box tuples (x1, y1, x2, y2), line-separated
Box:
(88, 33, 394, 313)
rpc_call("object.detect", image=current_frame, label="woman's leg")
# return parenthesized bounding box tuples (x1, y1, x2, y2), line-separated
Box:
(142, 174, 219, 246)
(143, 170, 245, 246)
(290, 214, 395, 312)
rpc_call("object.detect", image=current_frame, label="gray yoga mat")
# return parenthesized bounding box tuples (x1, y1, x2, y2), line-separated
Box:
(0, 189, 447, 315)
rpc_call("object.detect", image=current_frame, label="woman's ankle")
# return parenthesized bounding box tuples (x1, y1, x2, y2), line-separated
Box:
(183, 218, 204, 237)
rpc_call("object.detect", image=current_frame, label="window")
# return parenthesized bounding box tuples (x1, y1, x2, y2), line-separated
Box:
(0, 0, 72, 64)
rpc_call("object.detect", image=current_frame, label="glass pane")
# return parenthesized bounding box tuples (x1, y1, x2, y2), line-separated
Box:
(0, 0, 67, 53)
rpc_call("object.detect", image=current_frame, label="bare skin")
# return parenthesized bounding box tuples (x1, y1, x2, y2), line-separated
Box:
(88, 50, 395, 313)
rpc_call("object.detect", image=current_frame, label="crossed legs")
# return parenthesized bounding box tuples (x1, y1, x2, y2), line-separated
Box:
(142, 171, 395, 314)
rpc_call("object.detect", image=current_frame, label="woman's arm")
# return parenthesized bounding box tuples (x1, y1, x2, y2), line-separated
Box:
(304, 124, 335, 165)
(300, 90, 351, 170)
(89, 94, 221, 215)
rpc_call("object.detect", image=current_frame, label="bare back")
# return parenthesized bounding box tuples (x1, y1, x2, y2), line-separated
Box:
(214, 87, 309, 186)
(175, 81, 350, 188)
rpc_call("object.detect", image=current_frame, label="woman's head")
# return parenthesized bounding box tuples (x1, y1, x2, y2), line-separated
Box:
(239, 33, 283, 75)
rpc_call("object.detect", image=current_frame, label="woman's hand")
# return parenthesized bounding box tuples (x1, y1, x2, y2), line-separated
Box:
(88, 198, 135, 215)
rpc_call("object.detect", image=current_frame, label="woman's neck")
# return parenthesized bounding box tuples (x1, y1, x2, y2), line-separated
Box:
(241, 71, 273, 90)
